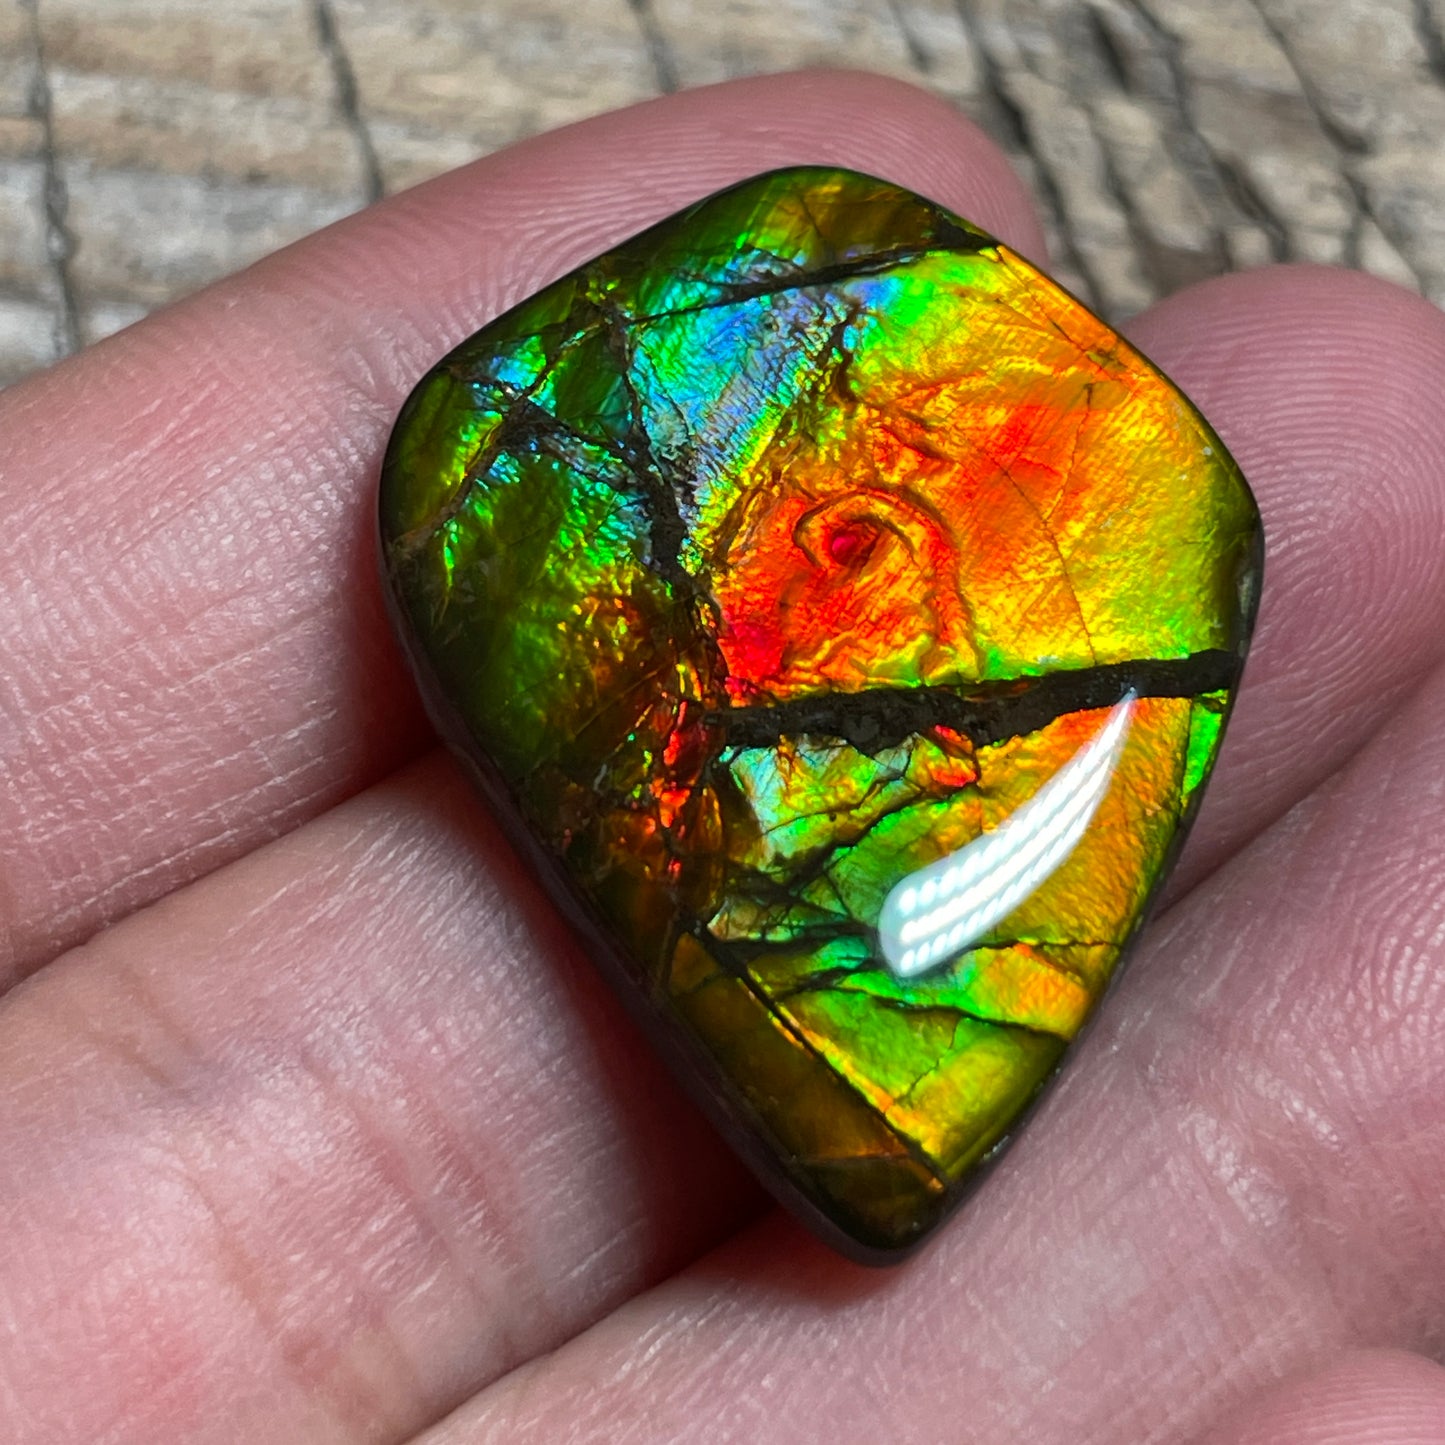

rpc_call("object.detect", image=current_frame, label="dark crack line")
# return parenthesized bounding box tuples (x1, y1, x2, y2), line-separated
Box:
(449, 236, 993, 355)
(949, 4, 1024, 152)
(1121, 0, 1279, 264)
(20, 0, 79, 357)
(315, 0, 384, 205)
(1037, 5, 1181, 309)
(961, 429, 1099, 660)
(388, 371, 566, 561)
(731, 780, 945, 908)
(885, 0, 934, 75)
(625, 0, 680, 94)
(700, 928, 952, 1189)
(1214, 156, 1290, 263)
(774, 974, 1075, 1046)
(1247, 0, 1366, 155)
(746, 763, 912, 848)
(599, 300, 698, 593)
(1415, 0, 1445, 84)
(626, 235, 996, 328)
(798, 978, 1074, 1047)
(708, 915, 869, 962)
(768, 963, 865, 999)
(874, 993, 1069, 1048)
(1071, 15, 1179, 308)
(1250, 0, 1425, 288)
(951, 0, 1107, 314)
(394, 312, 661, 566)
(1086, 4, 1135, 94)
(1092, 152, 1165, 309)
(713, 650, 1235, 754)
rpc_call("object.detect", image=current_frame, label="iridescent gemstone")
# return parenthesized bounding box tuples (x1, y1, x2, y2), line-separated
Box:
(378, 166, 1262, 1261)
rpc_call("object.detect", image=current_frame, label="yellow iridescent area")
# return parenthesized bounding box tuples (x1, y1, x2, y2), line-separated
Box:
(379, 167, 1262, 1260)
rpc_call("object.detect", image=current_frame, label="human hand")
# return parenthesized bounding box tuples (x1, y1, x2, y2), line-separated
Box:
(1, 72, 1442, 1444)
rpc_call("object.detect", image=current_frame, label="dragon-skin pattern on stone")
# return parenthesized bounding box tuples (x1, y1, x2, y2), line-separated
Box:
(379, 166, 1262, 1261)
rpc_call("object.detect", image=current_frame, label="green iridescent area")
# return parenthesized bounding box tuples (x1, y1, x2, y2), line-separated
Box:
(379, 166, 1262, 1260)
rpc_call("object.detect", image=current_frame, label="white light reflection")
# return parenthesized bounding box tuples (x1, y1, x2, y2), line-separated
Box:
(878, 691, 1137, 978)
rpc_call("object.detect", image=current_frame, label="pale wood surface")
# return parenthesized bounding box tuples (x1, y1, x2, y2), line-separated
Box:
(1, 0, 1441, 384)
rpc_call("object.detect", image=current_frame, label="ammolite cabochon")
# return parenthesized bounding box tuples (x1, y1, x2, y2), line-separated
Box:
(379, 166, 1262, 1260)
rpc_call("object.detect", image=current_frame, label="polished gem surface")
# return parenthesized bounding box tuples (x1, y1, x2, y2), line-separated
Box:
(379, 166, 1262, 1261)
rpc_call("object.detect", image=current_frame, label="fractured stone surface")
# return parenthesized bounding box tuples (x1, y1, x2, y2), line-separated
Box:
(379, 167, 1262, 1257)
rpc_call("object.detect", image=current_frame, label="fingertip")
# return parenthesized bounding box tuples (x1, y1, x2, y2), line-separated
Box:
(1195, 1350, 1445, 1445)
(1128, 262, 1445, 411)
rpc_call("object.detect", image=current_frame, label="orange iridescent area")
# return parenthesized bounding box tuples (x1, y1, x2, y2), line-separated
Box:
(379, 167, 1262, 1260)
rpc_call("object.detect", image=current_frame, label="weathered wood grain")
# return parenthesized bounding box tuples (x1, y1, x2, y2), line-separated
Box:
(0, 0, 1438, 385)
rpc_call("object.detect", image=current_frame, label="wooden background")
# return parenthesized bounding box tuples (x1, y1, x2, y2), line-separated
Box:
(1, 0, 1442, 386)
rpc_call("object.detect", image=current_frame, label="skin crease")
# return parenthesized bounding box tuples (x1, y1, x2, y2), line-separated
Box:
(0, 69, 1443, 1445)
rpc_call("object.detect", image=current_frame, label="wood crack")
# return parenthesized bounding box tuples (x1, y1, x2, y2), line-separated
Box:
(1412, 0, 1445, 86)
(885, 0, 935, 75)
(314, 0, 385, 205)
(625, 0, 681, 94)
(1121, 0, 1283, 263)
(20, 0, 80, 358)
(712, 650, 1235, 754)
(952, 1, 1108, 314)
(1250, 0, 1427, 290)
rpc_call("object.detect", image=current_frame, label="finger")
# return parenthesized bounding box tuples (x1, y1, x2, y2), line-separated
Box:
(0, 754, 763, 1445)
(5, 269, 1445, 1445)
(0, 69, 1044, 984)
(0, 75, 1042, 1445)
(413, 290, 1445, 1433)
(1192, 1351, 1445, 1445)
(426, 634, 1445, 1443)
